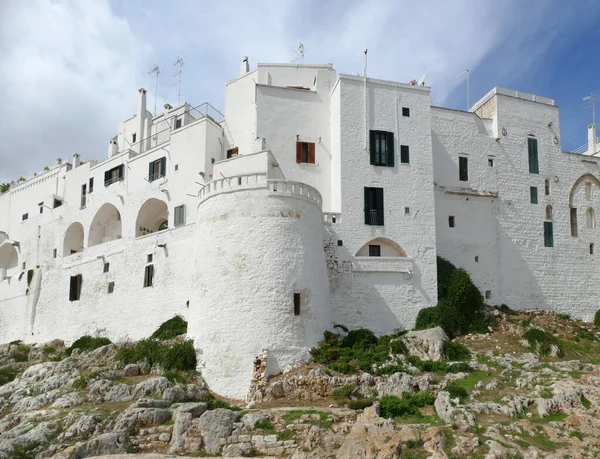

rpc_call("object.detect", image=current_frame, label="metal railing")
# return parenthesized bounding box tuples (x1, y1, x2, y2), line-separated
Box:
(148, 172, 165, 182)
(369, 210, 383, 225)
(572, 137, 600, 155)
(104, 175, 123, 186)
(469, 87, 555, 113)
(188, 102, 224, 123)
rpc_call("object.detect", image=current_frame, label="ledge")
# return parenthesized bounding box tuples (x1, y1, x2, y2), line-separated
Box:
(352, 256, 413, 274)
(436, 184, 498, 198)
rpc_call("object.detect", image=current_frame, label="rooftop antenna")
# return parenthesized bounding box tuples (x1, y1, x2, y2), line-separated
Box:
(417, 74, 426, 86)
(148, 65, 161, 116)
(583, 93, 596, 126)
(292, 43, 305, 63)
(454, 69, 470, 110)
(172, 57, 185, 105)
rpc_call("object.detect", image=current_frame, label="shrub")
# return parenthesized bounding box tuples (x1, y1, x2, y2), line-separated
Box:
(445, 341, 471, 361)
(447, 362, 473, 373)
(594, 310, 600, 328)
(206, 397, 241, 411)
(162, 340, 197, 371)
(407, 356, 472, 374)
(13, 344, 30, 362)
(556, 313, 570, 320)
(255, 420, 275, 434)
(117, 338, 165, 366)
(118, 338, 197, 372)
(445, 383, 468, 402)
(496, 304, 517, 315)
(523, 328, 561, 356)
(341, 329, 377, 349)
(379, 395, 419, 418)
(0, 367, 18, 386)
(163, 370, 188, 384)
(410, 390, 436, 407)
(66, 336, 111, 356)
(332, 384, 355, 400)
(151, 315, 188, 340)
(348, 398, 374, 410)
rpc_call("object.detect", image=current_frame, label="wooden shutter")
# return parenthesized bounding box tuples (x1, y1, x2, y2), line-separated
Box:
(104, 170, 110, 186)
(528, 138, 539, 174)
(386, 132, 394, 167)
(160, 157, 167, 177)
(69, 276, 77, 301)
(118, 164, 124, 179)
(544, 222, 553, 247)
(530, 187, 538, 204)
(296, 142, 302, 163)
(76, 274, 82, 300)
(570, 208, 578, 237)
(401, 145, 409, 164)
(148, 161, 155, 181)
(369, 131, 376, 165)
(308, 143, 316, 164)
(364, 187, 371, 224)
(375, 188, 384, 225)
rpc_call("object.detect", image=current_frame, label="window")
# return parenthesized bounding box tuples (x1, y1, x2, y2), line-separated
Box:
(485, 290, 491, 299)
(69, 274, 82, 301)
(108, 282, 115, 294)
(53, 249, 57, 259)
(104, 165, 124, 186)
(175, 117, 182, 129)
(587, 208, 596, 229)
(449, 216, 455, 228)
(402, 107, 410, 117)
(148, 157, 167, 182)
(590, 243, 595, 255)
(404, 207, 410, 215)
(22, 213, 28, 221)
(89, 177, 94, 194)
(544, 179, 550, 195)
(546, 205, 553, 220)
(227, 147, 239, 159)
(571, 208, 578, 237)
(488, 158, 494, 167)
(103, 262, 110, 273)
(293, 293, 301, 316)
(475, 256, 479, 262)
(81, 183, 87, 208)
(174, 205, 186, 227)
(364, 187, 384, 225)
(296, 142, 315, 164)
(400, 145, 410, 164)
(459, 157, 468, 181)
(337, 240, 343, 246)
(132, 133, 137, 143)
(586, 182, 594, 200)
(368, 245, 381, 257)
(147, 254, 153, 263)
(22, 262, 26, 270)
(53, 198, 63, 208)
(530, 186, 538, 204)
(544, 221, 554, 247)
(143, 264, 154, 287)
(39, 202, 44, 214)
(369, 131, 394, 166)
(174, 164, 179, 171)
(528, 137, 539, 174)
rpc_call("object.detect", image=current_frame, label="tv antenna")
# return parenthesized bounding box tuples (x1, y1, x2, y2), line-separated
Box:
(292, 43, 305, 63)
(148, 65, 161, 116)
(173, 57, 185, 105)
(454, 69, 470, 110)
(583, 93, 596, 126)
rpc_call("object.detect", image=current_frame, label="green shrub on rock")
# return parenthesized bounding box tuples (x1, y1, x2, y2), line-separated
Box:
(594, 310, 600, 328)
(445, 341, 472, 361)
(66, 336, 111, 356)
(523, 328, 561, 356)
(162, 340, 197, 371)
(151, 315, 188, 340)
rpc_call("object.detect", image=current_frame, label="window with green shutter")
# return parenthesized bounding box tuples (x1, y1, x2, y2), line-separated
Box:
(544, 221, 553, 247)
(364, 187, 384, 225)
(369, 130, 394, 167)
(149, 157, 167, 182)
(528, 138, 539, 174)
(400, 145, 409, 164)
(530, 186, 538, 204)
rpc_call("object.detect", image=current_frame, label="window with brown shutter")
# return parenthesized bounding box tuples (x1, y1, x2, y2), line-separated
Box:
(227, 147, 239, 159)
(296, 142, 315, 164)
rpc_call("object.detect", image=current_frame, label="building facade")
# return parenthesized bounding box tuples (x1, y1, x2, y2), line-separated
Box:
(1, 59, 598, 398)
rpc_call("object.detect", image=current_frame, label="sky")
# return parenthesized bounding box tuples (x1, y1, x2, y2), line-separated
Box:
(0, 0, 599, 183)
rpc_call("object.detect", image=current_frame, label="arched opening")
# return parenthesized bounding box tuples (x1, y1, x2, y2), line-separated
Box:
(135, 198, 168, 237)
(356, 237, 407, 257)
(569, 174, 600, 207)
(63, 222, 84, 256)
(88, 203, 122, 247)
(587, 208, 596, 229)
(0, 242, 18, 280)
(586, 182, 594, 201)
(546, 205, 553, 220)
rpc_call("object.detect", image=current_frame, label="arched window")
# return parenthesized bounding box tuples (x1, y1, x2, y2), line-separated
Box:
(135, 198, 168, 237)
(63, 222, 84, 256)
(0, 242, 18, 280)
(587, 208, 596, 229)
(356, 237, 407, 257)
(89, 203, 122, 247)
(586, 182, 594, 201)
(545, 205, 553, 220)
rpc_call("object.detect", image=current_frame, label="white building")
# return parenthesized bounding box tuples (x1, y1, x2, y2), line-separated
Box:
(1, 59, 598, 399)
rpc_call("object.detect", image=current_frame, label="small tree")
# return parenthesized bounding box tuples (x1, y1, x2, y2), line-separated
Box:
(0, 183, 9, 193)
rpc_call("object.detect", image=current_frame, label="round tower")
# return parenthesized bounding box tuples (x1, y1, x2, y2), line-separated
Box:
(188, 176, 330, 399)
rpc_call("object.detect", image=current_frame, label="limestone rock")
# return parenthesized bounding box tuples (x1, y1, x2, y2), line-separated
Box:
(169, 411, 192, 453)
(51, 391, 84, 409)
(113, 407, 172, 434)
(434, 391, 455, 424)
(132, 376, 170, 398)
(52, 432, 125, 458)
(122, 363, 140, 377)
(194, 409, 239, 454)
(452, 435, 479, 457)
(422, 427, 447, 458)
(104, 383, 133, 402)
(485, 439, 519, 458)
(57, 415, 99, 442)
(242, 413, 266, 428)
(402, 327, 448, 362)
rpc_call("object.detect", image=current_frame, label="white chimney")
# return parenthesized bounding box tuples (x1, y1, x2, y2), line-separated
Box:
(72, 153, 81, 168)
(588, 124, 597, 155)
(240, 56, 249, 76)
(136, 88, 147, 153)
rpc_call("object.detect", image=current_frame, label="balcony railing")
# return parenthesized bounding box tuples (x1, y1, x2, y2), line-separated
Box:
(104, 175, 124, 187)
(368, 210, 383, 225)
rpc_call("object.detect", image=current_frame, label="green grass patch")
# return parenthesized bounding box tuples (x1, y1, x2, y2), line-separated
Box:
(163, 370, 188, 384)
(283, 410, 332, 428)
(445, 383, 469, 403)
(12, 344, 31, 362)
(568, 371, 583, 379)
(445, 340, 472, 361)
(556, 313, 570, 320)
(379, 391, 435, 419)
(594, 309, 600, 328)
(408, 356, 472, 374)
(569, 431, 583, 441)
(255, 420, 276, 435)
(449, 370, 493, 393)
(66, 336, 111, 356)
(332, 384, 355, 401)
(530, 412, 568, 423)
(523, 329, 561, 356)
(162, 340, 197, 371)
(205, 397, 241, 411)
(117, 338, 196, 371)
(540, 388, 553, 399)
(0, 367, 18, 386)
(581, 396, 591, 409)
(72, 371, 100, 390)
(151, 315, 188, 340)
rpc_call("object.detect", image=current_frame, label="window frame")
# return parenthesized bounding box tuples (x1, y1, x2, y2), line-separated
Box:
(69, 274, 82, 301)
(143, 264, 154, 288)
(530, 186, 538, 204)
(400, 145, 410, 164)
(544, 221, 554, 247)
(402, 107, 410, 117)
(449, 216, 455, 228)
(369, 130, 394, 167)
(459, 156, 468, 181)
(174, 204, 186, 227)
(148, 157, 167, 182)
(368, 245, 381, 257)
(364, 187, 384, 226)
(107, 282, 115, 294)
(296, 142, 315, 164)
(528, 137, 539, 174)
(104, 165, 124, 186)
(293, 292, 301, 316)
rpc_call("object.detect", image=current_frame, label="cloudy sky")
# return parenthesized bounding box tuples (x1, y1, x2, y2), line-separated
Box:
(0, 0, 599, 183)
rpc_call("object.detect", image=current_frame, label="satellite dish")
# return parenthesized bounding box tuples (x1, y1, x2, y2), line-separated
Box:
(417, 74, 426, 86)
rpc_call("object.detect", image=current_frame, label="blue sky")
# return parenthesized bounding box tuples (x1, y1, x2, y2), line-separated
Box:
(0, 0, 598, 182)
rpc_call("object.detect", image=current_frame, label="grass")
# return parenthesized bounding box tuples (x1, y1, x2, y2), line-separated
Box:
(397, 414, 445, 426)
(447, 370, 492, 393)
(569, 431, 584, 441)
(283, 410, 332, 428)
(445, 383, 469, 403)
(163, 370, 189, 384)
(445, 340, 472, 361)
(523, 328, 561, 356)
(0, 367, 18, 386)
(530, 412, 568, 423)
(12, 344, 31, 362)
(117, 338, 196, 371)
(581, 396, 591, 409)
(379, 392, 435, 419)
(332, 384, 355, 401)
(255, 420, 276, 435)
(66, 336, 111, 356)
(151, 315, 188, 340)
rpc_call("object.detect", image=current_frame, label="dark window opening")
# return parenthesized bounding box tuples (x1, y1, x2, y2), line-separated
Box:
(53, 198, 62, 208)
(104, 164, 124, 186)
(53, 248, 57, 259)
(570, 208, 578, 237)
(148, 157, 167, 182)
(296, 142, 315, 164)
(369, 245, 381, 257)
(402, 107, 410, 117)
(175, 164, 179, 171)
(108, 282, 115, 294)
(475, 256, 479, 262)
(530, 186, 538, 204)
(459, 157, 468, 181)
(39, 202, 44, 214)
(22, 262, 26, 270)
(364, 187, 384, 225)
(175, 117, 182, 129)
(449, 216, 455, 228)
(144, 264, 154, 287)
(488, 158, 494, 167)
(103, 262, 110, 273)
(369, 130, 394, 167)
(528, 137, 539, 174)
(147, 254, 153, 263)
(337, 240, 343, 247)
(404, 207, 410, 215)
(81, 183, 87, 208)
(22, 213, 28, 221)
(400, 145, 409, 164)
(132, 133, 137, 143)
(544, 179, 550, 195)
(227, 147, 239, 159)
(485, 290, 491, 299)
(89, 177, 94, 194)
(590, 243, 595, 255)
(293, 293, 301, 316)
(544, 221, 554, 247)
(69, 274, 82, 301)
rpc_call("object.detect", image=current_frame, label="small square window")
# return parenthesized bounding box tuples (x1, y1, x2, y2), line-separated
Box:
(53, 249, 57, 259)
(69, 274, 82, 301)
(144, 264, 154, 287)
(108, 282, 115, 294)
(293, 292, 301, 316)
(544, 179, 550, 195)
(404, 207, 410, 215)
(132, 133, 137, 143)
(22, 213, 28, 221)
(400, 145, 409, 164)
(22, 262, 26, 270)
(53, 198, 62, 208)
(485, 290, 491, 299)
(147, 254, 153, 263)
(475, 256, 479, 262)
(337, 240, 343, 247)
(488, 158, 494, 167)
(39, 202, 44, 214)
(369, 245, 381, 257)
(174, 205, 186, 227)
(103, 262, 110, 273)
(449, 216, 455, 228)
(402, 107, 410, 117)
(590, 243, 595, 255)
(175, 118, 182, 129)
(175, 164, 179, 171)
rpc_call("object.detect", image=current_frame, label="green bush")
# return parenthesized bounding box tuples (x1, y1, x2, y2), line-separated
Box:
(332, 384, 355, 400)
(445, 383, 468, 402)
(66, 336, 111, 356)
(163, 370, 188, 384)
(206, 397, 242, 411)
(407, 356, 472, 374)
(348, 398, 374, 410)
(496, 304, 517, 315)
(594, 310, 600, 328)
(379, 391, 435, 419)
(341, 329, 377, 349)
(445, 341, 471, 361)
(151, 315, 188, 340)
(410, 390, 436, 407)
(13, 344, 31, 362)
(556, 313, 570, 320)
(523, 328, 561, 356)
(376, 365, 407, 375)
(162, 340, 197, 371)
(117, 338, 165, 366)
(0, 367, 18, 386)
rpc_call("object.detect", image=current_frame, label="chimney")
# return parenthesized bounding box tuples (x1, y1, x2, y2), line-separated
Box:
(588, 124, 597, 155)
(72, 153, 81, 168)
(240, 56, 249, 76)
(136, 88, 147, 153)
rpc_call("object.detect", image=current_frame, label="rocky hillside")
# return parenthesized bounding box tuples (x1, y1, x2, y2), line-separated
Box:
(2, 308, 600, 458)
